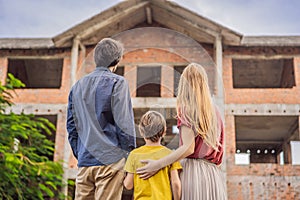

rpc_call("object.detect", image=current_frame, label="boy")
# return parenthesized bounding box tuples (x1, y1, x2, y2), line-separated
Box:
(124, 111, 182, 200)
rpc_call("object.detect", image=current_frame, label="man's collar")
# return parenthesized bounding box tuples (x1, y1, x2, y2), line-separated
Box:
(95, 66, 110, 72)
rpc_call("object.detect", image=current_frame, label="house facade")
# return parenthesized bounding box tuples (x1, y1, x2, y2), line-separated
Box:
(0, 0, 299, 199)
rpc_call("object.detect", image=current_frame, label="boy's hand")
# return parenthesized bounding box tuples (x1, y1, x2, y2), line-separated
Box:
(136, 159, 160, 179)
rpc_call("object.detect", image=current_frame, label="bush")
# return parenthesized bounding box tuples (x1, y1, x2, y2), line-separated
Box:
(0, 74, 65, 200)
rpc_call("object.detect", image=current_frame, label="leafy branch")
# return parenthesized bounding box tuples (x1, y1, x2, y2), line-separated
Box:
(0, 74, 65, 200)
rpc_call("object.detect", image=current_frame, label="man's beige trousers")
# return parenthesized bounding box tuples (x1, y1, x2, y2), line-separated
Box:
(75, 158, 125, 200)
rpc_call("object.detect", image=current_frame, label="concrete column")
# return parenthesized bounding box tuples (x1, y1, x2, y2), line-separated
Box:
(283, 142, 292, 164)
(214, 34, 227, 197)
(214, 34, 224, 111)
(67, 36, 80, 197)
(299, 116, 300, 140)
(71, 37, 80, 87)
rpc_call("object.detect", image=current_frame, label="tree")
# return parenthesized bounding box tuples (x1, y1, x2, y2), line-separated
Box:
(0, 74, 65, 199)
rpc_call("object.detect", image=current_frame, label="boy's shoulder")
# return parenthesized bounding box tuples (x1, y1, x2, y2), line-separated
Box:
(130, 145, 172, 155)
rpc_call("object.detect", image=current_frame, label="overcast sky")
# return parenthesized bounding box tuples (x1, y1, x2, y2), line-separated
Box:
(0, 0, 300, 38)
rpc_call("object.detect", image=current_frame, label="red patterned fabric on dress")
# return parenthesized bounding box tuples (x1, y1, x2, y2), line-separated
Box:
(177, 109, 224, 165)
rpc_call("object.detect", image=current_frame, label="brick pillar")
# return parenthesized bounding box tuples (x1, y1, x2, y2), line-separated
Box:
(226, 114, 235, 200)
(223, 57, 233, 91)
(294, 57, 300, 87)
(62, 57, 71, 89)
(225, 114, 236, 166)
(54, 111, 67, 162)
(161, 65, 174, 97)
(124, 65, 137, 97)
(0, 57, 8, 84)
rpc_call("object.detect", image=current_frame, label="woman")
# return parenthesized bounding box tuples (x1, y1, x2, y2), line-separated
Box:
(137, 63, 226, 199)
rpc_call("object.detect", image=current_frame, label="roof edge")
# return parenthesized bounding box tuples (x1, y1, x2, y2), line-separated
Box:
(241, 36, 300, 47)
(0, 38, 54, 49)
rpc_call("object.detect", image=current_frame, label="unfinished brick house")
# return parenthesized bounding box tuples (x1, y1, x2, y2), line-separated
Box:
(1, 0, 300, 199)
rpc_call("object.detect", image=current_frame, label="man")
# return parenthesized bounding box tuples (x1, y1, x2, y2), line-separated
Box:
(67, 38, 136, 200)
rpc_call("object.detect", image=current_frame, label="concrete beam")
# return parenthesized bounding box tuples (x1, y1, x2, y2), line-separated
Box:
(5, 104, 67, 114)
(237, 140, 282, 144)
(132, 97, 176, 108)
(226, 104, 300, 116)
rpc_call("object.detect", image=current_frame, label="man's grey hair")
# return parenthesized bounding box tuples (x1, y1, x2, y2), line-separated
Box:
(94, 38, 124, 68)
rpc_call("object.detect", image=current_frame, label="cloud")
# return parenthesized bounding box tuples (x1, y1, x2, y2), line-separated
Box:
(0, 0, 300, 37)
(0, 0, 119, 37)
(172, 0, 300, 35)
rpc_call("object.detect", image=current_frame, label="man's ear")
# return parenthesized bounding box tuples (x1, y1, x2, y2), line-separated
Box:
(113, 65, 118, 72)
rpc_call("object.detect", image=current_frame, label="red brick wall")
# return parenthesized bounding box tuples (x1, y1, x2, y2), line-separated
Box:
(1, 28, 300, 200)
(223, 56, 300, 104)
(224, 50, 300, 199)
(1, 51, 72, 104)
(0, 50, 71, 164)
(122, 48, 187, 97)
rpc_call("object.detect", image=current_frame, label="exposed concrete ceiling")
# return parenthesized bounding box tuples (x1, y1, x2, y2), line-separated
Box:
(235, 116, 299, 152)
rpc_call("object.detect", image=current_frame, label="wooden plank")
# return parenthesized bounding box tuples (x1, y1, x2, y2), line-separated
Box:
(82, 7, 146, 46)
(151, 5, 215, 43)
(53, 1, 148, 47)
(151, 0, 242, 45)
(146, 6, 152, 24)
(78, 2, 148, 39)
(54, 0, 145, 43)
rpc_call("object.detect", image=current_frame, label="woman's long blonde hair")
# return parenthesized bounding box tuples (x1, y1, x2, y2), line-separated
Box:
(177, 63, 220, 150)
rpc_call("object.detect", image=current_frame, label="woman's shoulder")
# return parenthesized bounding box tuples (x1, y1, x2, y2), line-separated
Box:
(177, 116, 192, 128)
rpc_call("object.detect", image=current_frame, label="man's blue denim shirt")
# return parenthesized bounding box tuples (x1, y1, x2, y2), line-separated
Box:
(67, 67, 136, 167)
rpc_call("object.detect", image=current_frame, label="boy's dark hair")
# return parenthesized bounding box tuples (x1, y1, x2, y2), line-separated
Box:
(139, 111, 166, 142)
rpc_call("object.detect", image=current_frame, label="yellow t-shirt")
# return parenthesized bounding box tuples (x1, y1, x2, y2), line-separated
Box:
(124, 145, 182, 200)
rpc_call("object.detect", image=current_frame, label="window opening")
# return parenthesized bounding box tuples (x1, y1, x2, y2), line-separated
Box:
(137, 66, 161, 97)
(235, 116, 299, 165)
(232, 59, 295, 88)
(8, 58, 63, 88)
